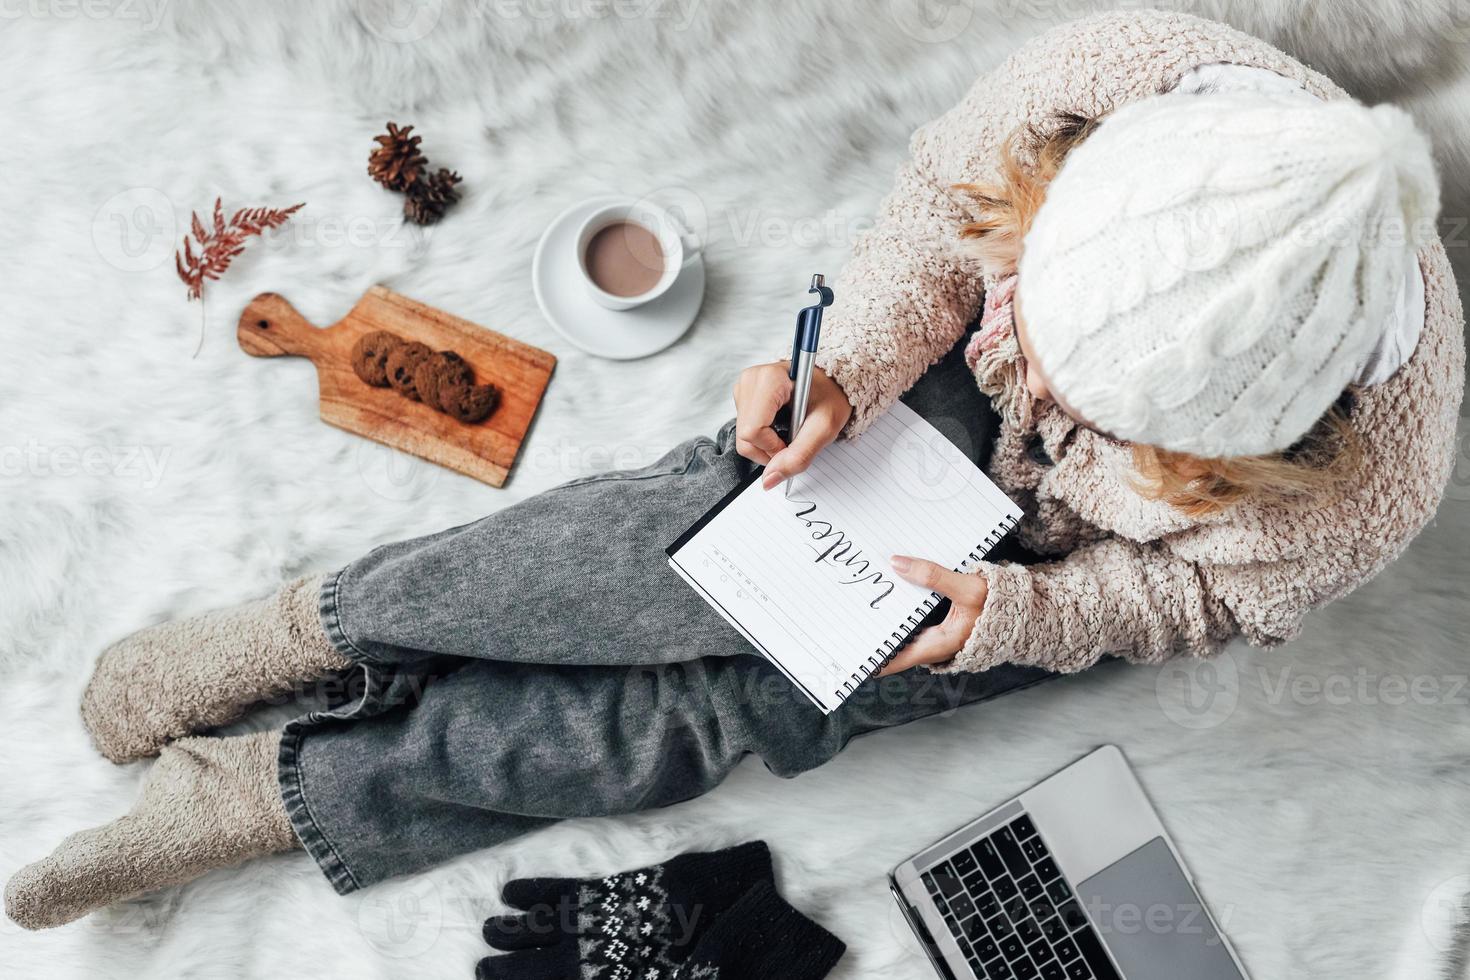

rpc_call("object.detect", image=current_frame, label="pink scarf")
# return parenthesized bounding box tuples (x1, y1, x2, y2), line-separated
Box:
(965, 273, 1030, 425)
(965, 273, 1018, 371)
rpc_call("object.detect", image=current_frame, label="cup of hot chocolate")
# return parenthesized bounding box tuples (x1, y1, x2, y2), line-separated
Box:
(574, 201, 702, 311)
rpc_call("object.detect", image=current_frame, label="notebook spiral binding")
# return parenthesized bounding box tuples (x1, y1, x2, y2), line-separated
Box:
(835, 512, 1021, 699)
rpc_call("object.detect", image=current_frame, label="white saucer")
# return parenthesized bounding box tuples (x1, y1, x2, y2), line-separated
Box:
(532, 195, 706, 360)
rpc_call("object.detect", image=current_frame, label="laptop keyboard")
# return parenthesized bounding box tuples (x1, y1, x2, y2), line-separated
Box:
(920, 814, 1120, 980)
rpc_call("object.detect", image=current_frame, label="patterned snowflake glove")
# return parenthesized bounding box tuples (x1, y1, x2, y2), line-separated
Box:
(478, 841, 773, 980)
(677, 879, 846, 980)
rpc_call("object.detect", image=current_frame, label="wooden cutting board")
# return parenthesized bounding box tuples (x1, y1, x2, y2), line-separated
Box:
(237, 286, 555, 487)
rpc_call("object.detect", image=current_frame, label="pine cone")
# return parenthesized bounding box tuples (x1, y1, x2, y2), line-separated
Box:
(404, 168, 462, 225)
(368, 122, 427, 192)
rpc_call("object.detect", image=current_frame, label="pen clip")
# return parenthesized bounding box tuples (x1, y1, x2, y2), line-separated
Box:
(806, 272, 835, 309)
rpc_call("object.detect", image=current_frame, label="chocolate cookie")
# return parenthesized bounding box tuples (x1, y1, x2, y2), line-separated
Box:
(441, 382, 500, 424)
(384, 341, 434, 401)
(412, 351, 475, 412)
(350, 331, 403, 388)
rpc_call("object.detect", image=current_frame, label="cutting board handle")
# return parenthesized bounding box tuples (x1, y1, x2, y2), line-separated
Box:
(237, 292, 326, 358)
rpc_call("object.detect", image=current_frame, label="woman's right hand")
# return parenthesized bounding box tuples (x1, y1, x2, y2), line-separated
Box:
(732, 361, 853, 490)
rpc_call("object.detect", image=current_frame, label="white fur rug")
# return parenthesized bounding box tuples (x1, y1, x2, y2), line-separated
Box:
(2, 1, 1469, 977)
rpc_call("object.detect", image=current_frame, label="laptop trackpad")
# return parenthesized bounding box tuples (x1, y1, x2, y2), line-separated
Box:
(1074, 837, 1244, 980)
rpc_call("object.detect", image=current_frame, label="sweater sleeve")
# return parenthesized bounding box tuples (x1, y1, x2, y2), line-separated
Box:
(945, 539, 1242, 674)
(810, 154, 984, 437)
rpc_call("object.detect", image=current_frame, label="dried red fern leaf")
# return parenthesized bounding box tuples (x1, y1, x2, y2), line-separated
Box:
(175, 198, 304, 301)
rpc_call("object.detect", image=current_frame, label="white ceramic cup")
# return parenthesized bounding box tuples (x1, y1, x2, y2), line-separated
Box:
(574, 200, 702, 311)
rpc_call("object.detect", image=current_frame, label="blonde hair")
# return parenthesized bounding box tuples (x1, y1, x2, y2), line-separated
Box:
(955, 114, 1359, 517)
(957, 112, 1100, 275)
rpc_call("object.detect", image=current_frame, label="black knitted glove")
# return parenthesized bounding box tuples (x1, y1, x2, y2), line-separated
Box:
(675, 880, 846, 980)
(478, 841, 773, 980)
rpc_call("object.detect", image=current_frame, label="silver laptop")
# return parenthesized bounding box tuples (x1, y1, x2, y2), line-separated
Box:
(890, 746, 1249, 980)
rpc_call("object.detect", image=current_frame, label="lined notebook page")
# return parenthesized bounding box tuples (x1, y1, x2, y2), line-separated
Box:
(668, 401, 1020, 713)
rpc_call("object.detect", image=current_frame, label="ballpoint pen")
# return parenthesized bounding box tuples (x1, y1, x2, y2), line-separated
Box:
(783, 273, 835, 497)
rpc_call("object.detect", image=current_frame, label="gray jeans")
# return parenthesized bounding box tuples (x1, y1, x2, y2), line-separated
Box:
(279, 333, 1052, 894)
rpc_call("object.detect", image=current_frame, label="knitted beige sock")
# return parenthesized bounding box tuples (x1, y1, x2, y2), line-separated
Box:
(4, 731, 299, 931)
(81, 574, 353, 764)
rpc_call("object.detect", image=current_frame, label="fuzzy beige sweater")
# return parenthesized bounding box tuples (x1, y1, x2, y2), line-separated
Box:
(814, 10, 1465, 674)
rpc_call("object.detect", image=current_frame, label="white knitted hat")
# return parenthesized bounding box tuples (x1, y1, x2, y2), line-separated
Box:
(1016, 89, 1440, 457)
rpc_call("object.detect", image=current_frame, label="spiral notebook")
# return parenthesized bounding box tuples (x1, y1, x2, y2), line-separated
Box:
(666, 401, 1021, 713)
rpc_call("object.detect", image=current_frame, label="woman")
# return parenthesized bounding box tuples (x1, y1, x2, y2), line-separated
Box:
(7, 9, 1461, 931)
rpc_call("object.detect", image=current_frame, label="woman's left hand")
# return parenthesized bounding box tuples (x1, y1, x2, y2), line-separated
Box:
(879, 556, 989, 675)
